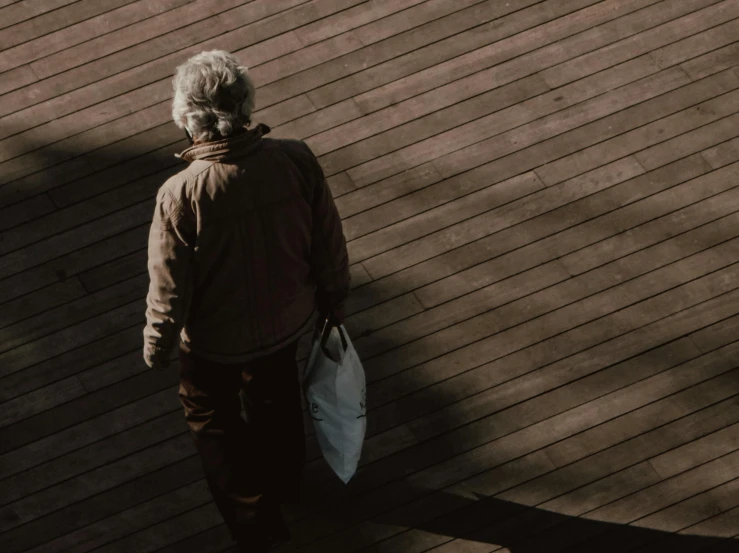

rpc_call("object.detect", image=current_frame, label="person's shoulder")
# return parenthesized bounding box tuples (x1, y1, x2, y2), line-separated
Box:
(161, 160, 213, 195)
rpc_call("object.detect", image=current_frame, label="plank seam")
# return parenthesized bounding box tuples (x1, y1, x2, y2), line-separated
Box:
(317, 0, 729, 179)
(6, 352, 736, 543)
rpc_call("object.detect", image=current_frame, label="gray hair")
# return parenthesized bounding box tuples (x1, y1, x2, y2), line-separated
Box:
(171, 50, 256, 143)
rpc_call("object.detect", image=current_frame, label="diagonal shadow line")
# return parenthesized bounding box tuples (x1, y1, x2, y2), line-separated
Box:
(373, 487, 739, 553)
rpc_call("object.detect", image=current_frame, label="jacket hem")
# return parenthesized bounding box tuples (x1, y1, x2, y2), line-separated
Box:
(179, 306, 317, 365)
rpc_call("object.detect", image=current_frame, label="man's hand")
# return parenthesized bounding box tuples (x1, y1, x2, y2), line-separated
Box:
(144, 344, 172, 370)
(315, 304, 345, 333)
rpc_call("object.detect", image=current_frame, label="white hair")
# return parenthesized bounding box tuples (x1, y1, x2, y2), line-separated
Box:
(171, 50, 256, 143)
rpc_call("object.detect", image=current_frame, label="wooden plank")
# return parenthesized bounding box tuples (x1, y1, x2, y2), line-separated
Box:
(0, 0, 79, 30)
(319, 0, 708, 163)
(635, 112, 739, 171)
(0, 385, 175, 477)
(701, 136, 739, 169)
(0, 409, 183, 504)
(84, 503, 222, 553)
(539, 0, 737, 88)
(334, 272, 739, 470)
(358, 65, 735, 191)
(540, 451, 739, 553)
(411, 369, 739, 553)
(0, 4, 370, 183)
(346, 70, 724, 270)
(288, 335, 739, 551)
(334, 162, 444, 219)
(27, 0, 246, 80)
(0, 456, 203, 553)
(544, 348, 739, 469)
(0, 101, 179, 185)
(0, 376, 86, 429)
(305, 0, 648, 113)
(346, 170, 545, 251)
(649, 14, 739, 71)
(0, 0, 139, 50)
(155, 527, 233, 553)
(389, 446, 738, 553)
(252, 93, 317, 129)
(558, 185, 739, 276)
(0, 276, 87, 328)
(0, 21, 308, 154)
(47, 128, 184, 206)
(0, 274, 148, 354)
(350, 274, 739, 480)
(293, 0, 428, 46)
(672, 508, 739, 546)
(364, 213, 739, 438)
(295, 64, 545, 154)
(404, 348, 738, 553)
(0, 80, 173, 160)
(352, 235, 739, 446)
(365, 156, 717, 288)
(0, 201, 151, 281)
(507, 397, 739, 507)
(0, 64, 38, 95)
(268, 0, 573, 110)
(0, 0, 309, 120)
(312, 72, 550, 170)
(0, 0, 190, 74)
(0, 193, 56, 232)
(285, 0, 620, 147)
(365, 87, 739, 278)
(252, 32, 365, 87)
(690, 314, 739, 353)
(637, 508, 739, 553)
(78, 251, 150, 293)
(0, 223, 148, 304)
(35, 479, 212, 553)
(479, 462, 739, 553)
(0, 431, 193, 533)
(682, 41, 739, 81)
(346, 64, 690, 187)
(0, 325, 141, 404)
(361, 363, 739, 553)
(0, 0, 464, 151)
(533, 76, 739, 187)
(341, 154, 702, 335)
(651, 422, 739, 479)
(0, 163, 172, 256)
(0, 299, 142, 379)
(334, 58, 659, 242)
(365, 244, 739, 382)
(268, 97, 366, 141)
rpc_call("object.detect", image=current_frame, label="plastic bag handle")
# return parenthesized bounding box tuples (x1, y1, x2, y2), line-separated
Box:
(317, 315, 348, 361)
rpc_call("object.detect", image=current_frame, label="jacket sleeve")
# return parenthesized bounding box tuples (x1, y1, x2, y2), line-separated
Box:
(143, 185, 196, 367)
(295, 141, 351, 318)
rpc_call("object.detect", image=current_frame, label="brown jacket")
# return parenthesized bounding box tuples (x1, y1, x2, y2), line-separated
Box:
(143, 123, 350, 366)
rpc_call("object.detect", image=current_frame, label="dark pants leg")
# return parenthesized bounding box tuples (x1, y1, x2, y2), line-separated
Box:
(178, 340, 305, 550)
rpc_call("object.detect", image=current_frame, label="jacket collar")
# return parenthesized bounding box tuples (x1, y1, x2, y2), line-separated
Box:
(176, 123, 271, 163)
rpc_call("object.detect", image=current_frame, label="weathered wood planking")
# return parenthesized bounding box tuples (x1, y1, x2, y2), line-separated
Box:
(2, 0, 739, 552)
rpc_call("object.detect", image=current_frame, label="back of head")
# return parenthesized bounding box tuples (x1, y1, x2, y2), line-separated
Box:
(171, 50, 257, 144)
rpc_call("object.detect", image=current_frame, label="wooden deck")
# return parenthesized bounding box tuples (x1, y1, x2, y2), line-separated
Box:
(1, 0, 739, 551)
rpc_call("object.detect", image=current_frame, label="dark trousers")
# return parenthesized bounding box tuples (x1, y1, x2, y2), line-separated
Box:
(178, 340, 305, 548)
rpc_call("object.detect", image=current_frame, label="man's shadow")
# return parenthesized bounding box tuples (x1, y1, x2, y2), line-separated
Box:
(374, 488, 738, 553)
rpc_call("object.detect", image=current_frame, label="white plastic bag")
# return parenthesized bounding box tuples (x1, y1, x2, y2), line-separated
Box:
(303, 320, 366, 483)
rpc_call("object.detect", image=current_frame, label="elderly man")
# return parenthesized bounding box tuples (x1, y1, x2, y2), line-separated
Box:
(143, 50, 350, 551)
